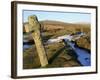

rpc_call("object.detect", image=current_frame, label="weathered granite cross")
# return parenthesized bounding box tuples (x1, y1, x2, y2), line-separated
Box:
(25, 15, 48, 67)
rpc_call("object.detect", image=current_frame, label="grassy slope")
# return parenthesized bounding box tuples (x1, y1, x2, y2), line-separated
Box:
(23, 20, 90, 69)
(23, 41, 81, 69)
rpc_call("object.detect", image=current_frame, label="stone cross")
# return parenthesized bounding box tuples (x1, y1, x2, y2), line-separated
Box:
(25, 15, 48, 67)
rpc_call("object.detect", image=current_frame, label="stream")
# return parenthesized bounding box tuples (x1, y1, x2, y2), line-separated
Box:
(64, 39, 91, 66)
(23, 33, 91, 66)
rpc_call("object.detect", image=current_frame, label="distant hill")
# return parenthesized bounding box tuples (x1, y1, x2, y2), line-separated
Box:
(40, 20, 72, 25)
(74, 22, 90, 25)
(23, 20, 90, 33)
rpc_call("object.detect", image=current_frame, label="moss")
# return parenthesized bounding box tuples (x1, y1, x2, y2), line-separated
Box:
(23, 45, 41, 69)
(75, 35, 91, 51)
(23, 42, 81, 69)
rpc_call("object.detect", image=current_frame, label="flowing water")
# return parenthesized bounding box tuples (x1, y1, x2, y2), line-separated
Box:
(23, 33, 91, 66)
(66, 41, 90, 66)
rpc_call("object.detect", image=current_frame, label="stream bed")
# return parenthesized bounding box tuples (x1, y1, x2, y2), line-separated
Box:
(23, 33, 91, 66)
(66, 41, 91, 66)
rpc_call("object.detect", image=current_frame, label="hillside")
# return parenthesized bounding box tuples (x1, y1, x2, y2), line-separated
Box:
(23, 20, 91, 69)
(23, 20, 91, 45)
(23, 20, 90, 36)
